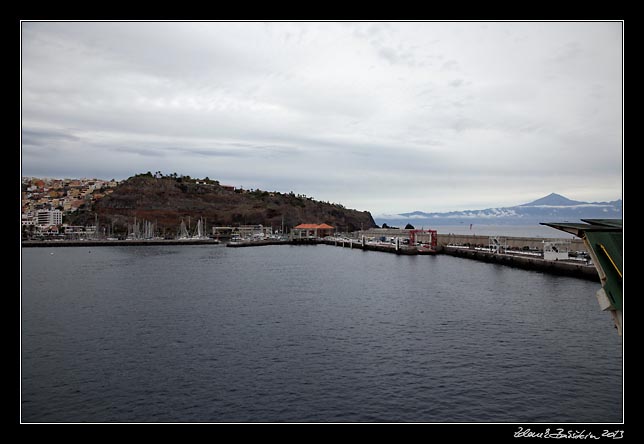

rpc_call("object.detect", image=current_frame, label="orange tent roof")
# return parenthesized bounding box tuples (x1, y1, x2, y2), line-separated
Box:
(294, 223, 335, 229)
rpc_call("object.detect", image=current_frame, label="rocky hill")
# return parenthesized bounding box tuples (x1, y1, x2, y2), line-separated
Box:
(67, 173, 376, 236)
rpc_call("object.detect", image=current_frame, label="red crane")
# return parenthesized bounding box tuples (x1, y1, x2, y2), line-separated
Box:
(409, 229, 437, 249)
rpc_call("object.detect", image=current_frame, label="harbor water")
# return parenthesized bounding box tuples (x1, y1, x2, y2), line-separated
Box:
(21, 244, 623, 422)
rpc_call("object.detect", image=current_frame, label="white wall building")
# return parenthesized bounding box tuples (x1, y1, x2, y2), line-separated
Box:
(22, 213, 35, 226)
(36, 209, 62, 227)
(543, 241, 570, 261)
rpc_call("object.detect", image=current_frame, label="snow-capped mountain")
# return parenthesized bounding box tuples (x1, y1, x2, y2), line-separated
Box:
(375, 193, 622, 227)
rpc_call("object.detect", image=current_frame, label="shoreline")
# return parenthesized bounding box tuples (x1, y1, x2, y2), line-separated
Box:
(21, 237, 599, 282)
(21, 239, 221, 247)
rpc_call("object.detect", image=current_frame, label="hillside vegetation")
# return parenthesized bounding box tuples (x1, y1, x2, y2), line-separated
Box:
(67, 173, 376, 236)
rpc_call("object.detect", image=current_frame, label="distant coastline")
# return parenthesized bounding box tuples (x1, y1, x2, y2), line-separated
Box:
(371, 224, 577, 239)
(374, 193, 622, 230)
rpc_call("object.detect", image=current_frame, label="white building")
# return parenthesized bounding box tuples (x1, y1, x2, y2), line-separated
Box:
(21, 213, 35, 226)
(36, 209, 62, 227)
(543, 241, 570, 261)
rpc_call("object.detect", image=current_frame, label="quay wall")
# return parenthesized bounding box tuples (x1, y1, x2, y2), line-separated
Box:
(324, 240, 597, 281)
(320, 239, 425, 255)
(436, 233, 586, 252)
(356, 229, 586, 251)
(442, 246, 597, 281)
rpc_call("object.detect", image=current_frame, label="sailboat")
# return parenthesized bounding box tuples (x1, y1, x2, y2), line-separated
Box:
(180, 217, 219, 243)
(192, 218, 207, 239)
(178, 219, 190, 239)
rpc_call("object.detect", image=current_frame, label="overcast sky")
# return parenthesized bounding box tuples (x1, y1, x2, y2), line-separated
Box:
(21, 21, 622, 215)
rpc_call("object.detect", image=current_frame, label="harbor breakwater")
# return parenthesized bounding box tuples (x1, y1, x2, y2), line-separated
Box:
(227, 238, 598, 281)
(22, 236, 599, 282)
(436, 233, 586, 252)
(227, 238, 435, 255)
(441, 246, 597, 281)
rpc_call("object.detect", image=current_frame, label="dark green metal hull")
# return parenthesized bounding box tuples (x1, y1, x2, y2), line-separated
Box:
(541, 219, 623, 335)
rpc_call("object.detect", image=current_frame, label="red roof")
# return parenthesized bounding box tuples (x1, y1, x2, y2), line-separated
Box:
(294, 223, 335, 229)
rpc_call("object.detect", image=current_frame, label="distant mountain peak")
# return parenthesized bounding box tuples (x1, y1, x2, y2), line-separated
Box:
(375, 192, 621, 227)
(519, 193, 582, 207)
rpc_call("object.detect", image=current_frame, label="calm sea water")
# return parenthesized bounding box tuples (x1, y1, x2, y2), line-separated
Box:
(21, 244, 622, 423)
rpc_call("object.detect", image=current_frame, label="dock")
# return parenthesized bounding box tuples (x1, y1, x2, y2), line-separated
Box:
(21, 239, 221, 248)
(23, 235, 600, 282)
(225, 237, 597, 280)
(320, 238, 436, 255)
(226, 237, 436, 255)
(441, 245, 597, 281)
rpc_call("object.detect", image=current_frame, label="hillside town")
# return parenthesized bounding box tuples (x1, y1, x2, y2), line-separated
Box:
(21, 177, 119, 238)
(20, 173, 364, 240)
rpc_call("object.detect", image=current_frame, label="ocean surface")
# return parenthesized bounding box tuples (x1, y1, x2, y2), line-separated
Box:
(21, 244, 623, 423)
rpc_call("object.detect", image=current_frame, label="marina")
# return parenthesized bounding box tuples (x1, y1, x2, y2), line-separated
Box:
(23, 229, 600, 281)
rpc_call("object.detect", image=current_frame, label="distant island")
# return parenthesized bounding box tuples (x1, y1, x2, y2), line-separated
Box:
(375, 193, 622, 227)
(22, 172, 377, 239)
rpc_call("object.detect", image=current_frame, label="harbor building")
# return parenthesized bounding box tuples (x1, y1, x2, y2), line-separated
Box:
(292, 223, 335, 239)
(543, 240, 571, 261)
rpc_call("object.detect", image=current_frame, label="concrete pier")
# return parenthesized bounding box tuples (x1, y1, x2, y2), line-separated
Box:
(437, 233, 586, 252)
(320, 239, 431, 255)
(442, 246, 597, 281)
(357, 229, 586, 252)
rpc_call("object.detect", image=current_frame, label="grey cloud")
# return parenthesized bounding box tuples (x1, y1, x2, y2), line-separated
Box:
(449, 117, 484, 133)
(378, 46, 398, 64)
(376, 45, 421, 67)
(20, 22, 623, 213)
(110, 146, 169, 157)
(22, 127, 81, 147)
(176, 144, 297, 159)
(108, 140, 300, 160)
(550, 41, 582, 64)
(442, 60, 459, 70)
(353, 23, 425, 67)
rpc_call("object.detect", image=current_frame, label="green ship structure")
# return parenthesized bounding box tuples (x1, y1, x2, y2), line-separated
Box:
(541, 219, 622, 335)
